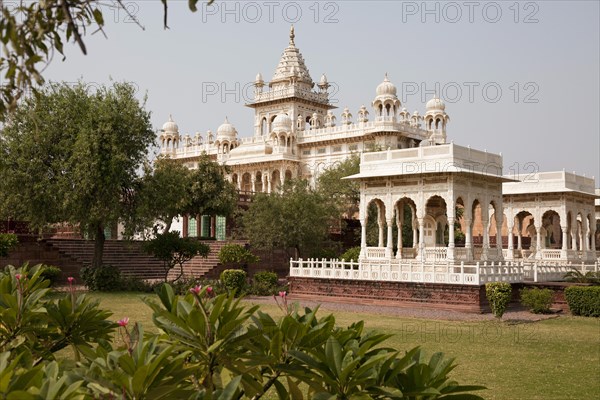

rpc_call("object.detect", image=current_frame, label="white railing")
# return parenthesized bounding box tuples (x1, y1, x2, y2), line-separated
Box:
(423, 247, 447, 261)
(289, 259, 526, 285)
(540, 249, 562, 260)
(365, 247, 387, 259)
(523, 264, 571, 282)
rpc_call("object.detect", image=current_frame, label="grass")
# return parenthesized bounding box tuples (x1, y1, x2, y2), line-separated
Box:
(89, 292, 600, 400)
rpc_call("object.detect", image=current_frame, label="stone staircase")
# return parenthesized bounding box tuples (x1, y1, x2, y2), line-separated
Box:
(1, 237, 289, 283)
(17, 238, 241, 282)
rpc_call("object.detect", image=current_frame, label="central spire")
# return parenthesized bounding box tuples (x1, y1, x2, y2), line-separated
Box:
(270, 26, 313, 90)
(289, 25, 295, 46)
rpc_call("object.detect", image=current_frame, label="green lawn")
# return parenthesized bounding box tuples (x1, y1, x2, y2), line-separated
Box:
(90, 292, 600, 400)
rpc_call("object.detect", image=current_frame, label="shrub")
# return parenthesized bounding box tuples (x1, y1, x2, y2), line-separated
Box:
(565, 286, 600, 317)
(220, 269, 247, 295)
(0, 233, 18, 257)
(218, 244, 259, 268)
(39, 265, 62, 286)
(251, 271, 279, 296)
(485, 282, 512, 318)
(80, 264, 122, 291)
(340, 246, 361, 261)
(520, 287, 553, 314)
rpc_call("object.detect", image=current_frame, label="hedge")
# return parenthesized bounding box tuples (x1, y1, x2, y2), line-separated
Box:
(564, 286, 600, 317)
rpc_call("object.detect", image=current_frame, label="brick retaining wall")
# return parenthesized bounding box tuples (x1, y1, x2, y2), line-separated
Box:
(288, 277, 581, 313)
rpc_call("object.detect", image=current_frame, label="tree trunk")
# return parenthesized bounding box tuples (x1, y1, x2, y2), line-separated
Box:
(92, 224, 105, 268)
(163, 217, 173, 233)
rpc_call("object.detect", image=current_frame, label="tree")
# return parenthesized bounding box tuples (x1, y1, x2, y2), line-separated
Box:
(0, 0, 214, 120)
(243, 179, 336, 258)
(316, 153, 360, 217)
(129, 157, 193, 236)
(131, 154, 237, 237)
(143, 231, 210, 282)
(0, 81, 154, 267)
(185, 153, 238, 219)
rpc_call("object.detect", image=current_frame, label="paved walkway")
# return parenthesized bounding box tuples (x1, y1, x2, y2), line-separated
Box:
(245, 294, 561, 322)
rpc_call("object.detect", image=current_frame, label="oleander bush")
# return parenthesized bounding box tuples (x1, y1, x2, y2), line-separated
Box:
(218, 243, 259, 268)
(485, 282, 513, 318)
(565, 286, 600, 317)
(220, 268, 248, 295)
(80, 264, 123, 291)
(39, 264, 62, 286)
(0, 233, 18, 257)
(520, 287, 554, 314)
(0, 262, 487, 399)
(250, 271, 279, 296)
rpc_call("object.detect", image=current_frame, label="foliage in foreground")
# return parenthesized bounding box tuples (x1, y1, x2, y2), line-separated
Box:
(485, 282, 512, 318)
(565, 286, 600, 317)
(1, 263, 486, 399)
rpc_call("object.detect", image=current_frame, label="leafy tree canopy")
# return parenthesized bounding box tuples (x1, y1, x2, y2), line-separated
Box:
(130, 154, 237, 237)
(0, 81, 154, 267)
(0, 0, 214, 120)
(316, 153, 360, 218)
(242, 179, 336, 258)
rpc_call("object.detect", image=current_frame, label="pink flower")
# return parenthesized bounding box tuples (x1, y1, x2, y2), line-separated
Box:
(206, 286, 213, 295)
(117, 317, 129, 327)
(15, 274, 21, 280)
(67, 277, 75, 284)
(189, 285, 202, 295)
(279, 291, 287, 298)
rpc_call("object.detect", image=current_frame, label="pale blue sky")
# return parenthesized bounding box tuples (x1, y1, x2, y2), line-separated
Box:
(21, 1, 600, 184)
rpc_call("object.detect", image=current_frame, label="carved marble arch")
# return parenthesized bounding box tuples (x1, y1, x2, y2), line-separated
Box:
(471, 199, 483, 241)
(541, 210, 562, 249)
(231, 173, 239, 189)
(587, 213, 595, 249)
(425, 195, 448, 246)
(260, 117, 268, 136)
(394, 197, 417, 250)
(271, 170, 281, 192)
(515, 210, 535, 242)
(365, 198, 386, 247)
(486, 200, 499, 233)
(285, 169, 293, 182)
(241, 172, 252, 193)
(255, 171, 263, 193)
(454, 197, 466, 240)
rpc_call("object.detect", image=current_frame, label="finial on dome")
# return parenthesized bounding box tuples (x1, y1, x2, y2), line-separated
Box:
(169, 114, 173, 121)
(384, 72, 389, 81)
(289, 25, 295, 46)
